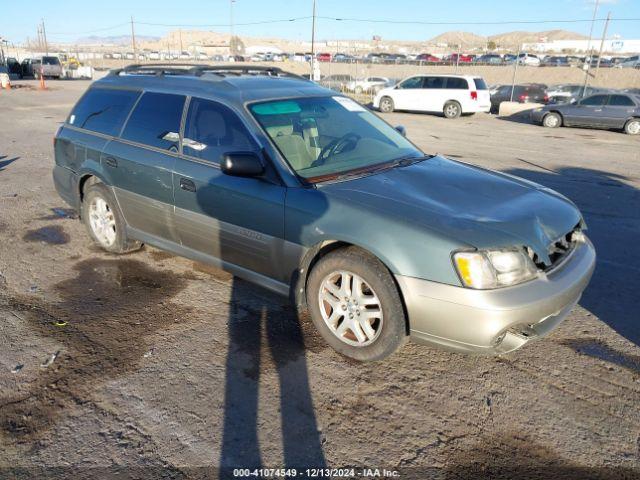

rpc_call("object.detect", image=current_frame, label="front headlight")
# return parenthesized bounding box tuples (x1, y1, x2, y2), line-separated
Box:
(453, 247, 538, 289)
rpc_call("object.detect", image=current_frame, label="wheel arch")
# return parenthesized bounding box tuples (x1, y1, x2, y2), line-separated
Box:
(292, 239, 411, 335)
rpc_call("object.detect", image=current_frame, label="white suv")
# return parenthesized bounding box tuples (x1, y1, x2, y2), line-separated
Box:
(374, 74, 491, 118)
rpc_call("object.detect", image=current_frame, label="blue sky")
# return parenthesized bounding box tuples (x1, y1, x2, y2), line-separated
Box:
(2, 0, 639, 44)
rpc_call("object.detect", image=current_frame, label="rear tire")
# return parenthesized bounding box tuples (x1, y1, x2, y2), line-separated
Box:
(543, 112, 562, 128)
(379, 96, 394, 113)
(306, 247, 407, 362)
(82, 183, 143, 254)
(443, 101, 462, 119)
(624, 118, 640, 135)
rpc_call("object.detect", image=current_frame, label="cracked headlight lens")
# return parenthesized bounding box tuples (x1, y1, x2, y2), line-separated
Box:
(453, 248, 538, 289)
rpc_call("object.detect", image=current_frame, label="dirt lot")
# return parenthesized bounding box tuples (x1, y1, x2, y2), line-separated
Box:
(1, 79, 639, 479)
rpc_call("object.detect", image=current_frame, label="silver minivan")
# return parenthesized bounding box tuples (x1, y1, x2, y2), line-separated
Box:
(34, 56, 63, 79)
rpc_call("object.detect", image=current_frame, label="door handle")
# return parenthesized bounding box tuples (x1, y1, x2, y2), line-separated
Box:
(104, 156, 118, 168)
(180, 178, 196, 192)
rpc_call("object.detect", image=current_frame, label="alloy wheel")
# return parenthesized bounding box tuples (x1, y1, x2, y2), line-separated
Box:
(318, 270, 383, 347)
(88, 197, 117, 247)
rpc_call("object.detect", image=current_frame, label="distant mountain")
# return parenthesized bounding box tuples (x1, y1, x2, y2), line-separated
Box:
(427, 29, 588, 48)
(428, 31, 487, 47)
(74, 35, 160, 46)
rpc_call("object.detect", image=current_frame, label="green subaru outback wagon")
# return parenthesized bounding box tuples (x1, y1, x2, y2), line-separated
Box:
(53, 65, 595, 361)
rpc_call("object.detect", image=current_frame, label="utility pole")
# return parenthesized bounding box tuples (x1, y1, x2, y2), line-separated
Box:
(179, 29, 183, 54)
(230, 0, 235, 54)
(595, 11, 611, 76)
(311, 0, 317, 79)
(130, 16, 137, 60)
(510, 44, 521, 102)
(582, 0, 600, 97)
(41, 19, 49, 55)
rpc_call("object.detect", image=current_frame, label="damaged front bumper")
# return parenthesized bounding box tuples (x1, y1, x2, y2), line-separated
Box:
(396, 236, 596, 354)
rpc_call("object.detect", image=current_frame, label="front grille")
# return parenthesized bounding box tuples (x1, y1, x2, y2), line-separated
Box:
(530, 226, 581, 271)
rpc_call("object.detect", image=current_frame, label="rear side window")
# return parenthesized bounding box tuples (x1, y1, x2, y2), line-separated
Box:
(183, 98, 255, 163)
(445, 78, 469, 89)
(122, 92, 185, 150)
(608, 95, 635, 106)
(473, 78, 488, 90)
(423, 77, 445, 89)
(68, 88, 140, 136)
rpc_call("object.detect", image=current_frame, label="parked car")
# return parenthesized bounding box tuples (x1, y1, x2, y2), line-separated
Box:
(20, 58, 36, 77)
(516, 53, 541, 66)
(546, 84, 608, 105)
(490, 84, 548, 113)
(615, 57, 640, 69)
(415, 53, 440, 63)
(503, 54, 517, 63)
(541, 56, 570, 67)
(531, 92, 640, 134)
(148, 51, 161, 60)
(445, 53, 473, 64)
(475, 54, 503, 65)
(316, 52, 332, 62)
(375, 74, 491, 118)
(320, 74, 353, 92)
(5, 57, 22, 77)
(35, 56, 63, 79)
(53, 64, 595, 361)
(347, 76, 392, 94)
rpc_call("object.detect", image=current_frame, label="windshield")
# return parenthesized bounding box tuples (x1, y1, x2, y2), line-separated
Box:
(250, 96, 423, 181)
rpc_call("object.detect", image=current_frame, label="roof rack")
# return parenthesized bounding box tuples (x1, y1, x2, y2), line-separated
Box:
(109, 63, 306, 80)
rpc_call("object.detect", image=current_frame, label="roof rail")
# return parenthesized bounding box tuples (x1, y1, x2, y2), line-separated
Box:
(109, 63, 306, 80)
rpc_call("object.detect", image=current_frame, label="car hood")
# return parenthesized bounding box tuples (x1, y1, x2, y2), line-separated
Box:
(319, 156, 582, 264)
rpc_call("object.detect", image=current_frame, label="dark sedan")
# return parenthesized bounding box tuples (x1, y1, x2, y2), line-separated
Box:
(490, 84, 548, 113)
(531, 93, 640, 134)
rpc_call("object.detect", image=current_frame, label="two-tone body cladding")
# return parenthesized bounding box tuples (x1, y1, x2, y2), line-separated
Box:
(53, 64, 595, 361)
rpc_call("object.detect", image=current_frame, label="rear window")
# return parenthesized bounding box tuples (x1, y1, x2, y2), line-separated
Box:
(42, 56, 60, 65)
(68, 88, 140, 136)
(608, 95, 635, 107)
(473, 78, 488, 90)
(445, 77, 469, 89)
(121, 92, 185, 150)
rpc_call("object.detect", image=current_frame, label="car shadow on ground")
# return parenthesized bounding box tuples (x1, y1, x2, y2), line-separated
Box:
(503, 166, 640, 349)
(444, 433, 639, 480)
(0, 155, 20, 172)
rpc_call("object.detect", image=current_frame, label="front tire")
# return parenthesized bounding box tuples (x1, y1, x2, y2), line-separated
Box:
(443, 101, 462, 118)
(82, 183, 142, 254)
(543, 112, 562, 128)
(624, 118, 640, 135)
(306, 247, 407, 361)
(379, 96, 394, 113)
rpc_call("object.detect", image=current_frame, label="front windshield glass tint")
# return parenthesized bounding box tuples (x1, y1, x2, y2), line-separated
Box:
(249, 96, 422, 180)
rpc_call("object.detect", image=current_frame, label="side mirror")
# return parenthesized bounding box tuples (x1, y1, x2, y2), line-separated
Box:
(395, 125, 406, 137)
(221, 152, 265, 178)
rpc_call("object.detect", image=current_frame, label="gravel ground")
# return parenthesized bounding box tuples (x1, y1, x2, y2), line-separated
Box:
(0, 79, 639, 480)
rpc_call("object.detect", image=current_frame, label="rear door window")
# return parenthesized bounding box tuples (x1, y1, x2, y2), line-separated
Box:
(608, 95, 635, 107)
(121, 92, 185, 150)
(68, 88, 140, 136)
(445, 77, 469, 89)
(182, 98, 256, 163)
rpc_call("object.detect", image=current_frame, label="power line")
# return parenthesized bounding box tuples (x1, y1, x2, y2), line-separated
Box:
(134, 16, 312, 28)
(318, 15, 640, 25)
